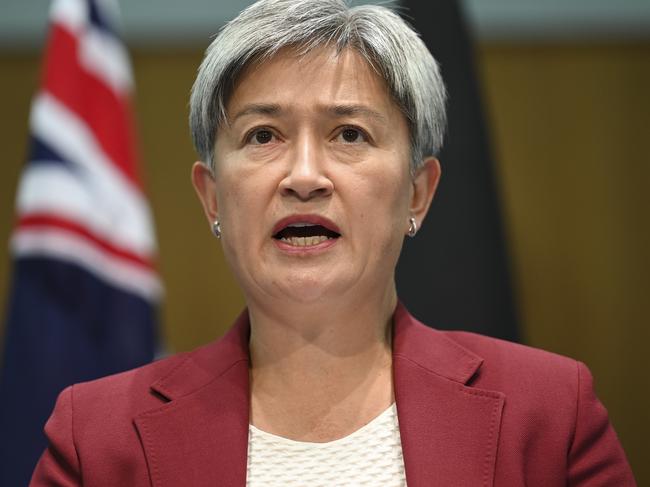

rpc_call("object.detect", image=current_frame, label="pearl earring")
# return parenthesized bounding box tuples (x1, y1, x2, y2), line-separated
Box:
(212, 220, 221, 239)
(407, 217, 417, 237)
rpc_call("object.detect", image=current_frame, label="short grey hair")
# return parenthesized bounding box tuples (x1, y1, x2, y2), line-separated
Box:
(189, 0, 447, 174)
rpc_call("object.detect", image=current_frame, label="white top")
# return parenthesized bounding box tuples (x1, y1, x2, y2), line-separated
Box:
(246, 403, 407, 486)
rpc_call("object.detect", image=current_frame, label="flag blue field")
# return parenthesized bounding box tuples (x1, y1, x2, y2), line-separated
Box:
(0, 0, 162, 484)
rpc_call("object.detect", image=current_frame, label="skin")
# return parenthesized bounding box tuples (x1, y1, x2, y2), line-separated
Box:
(192, 47, 441, 442)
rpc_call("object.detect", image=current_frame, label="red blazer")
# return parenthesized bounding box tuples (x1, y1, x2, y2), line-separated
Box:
(31, 303, 635, 486)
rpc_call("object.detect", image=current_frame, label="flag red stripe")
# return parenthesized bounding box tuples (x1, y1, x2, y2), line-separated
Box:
(17, 214, 156, 271)
(43, 23, 142, 189)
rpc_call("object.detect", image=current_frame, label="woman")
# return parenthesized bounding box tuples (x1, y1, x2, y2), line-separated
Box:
(32, 0, 635, 485)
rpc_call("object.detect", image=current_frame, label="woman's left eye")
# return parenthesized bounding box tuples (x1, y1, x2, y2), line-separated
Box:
(335, 127, 367, 144)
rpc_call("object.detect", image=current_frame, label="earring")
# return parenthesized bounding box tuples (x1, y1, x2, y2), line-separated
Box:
(407, 217, 417, 237)
(212, 220, 221, 239)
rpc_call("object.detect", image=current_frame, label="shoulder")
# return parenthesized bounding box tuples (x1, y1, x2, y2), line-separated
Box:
(52, 313, 250, 438)
(434, 329, 585, 451)
(436, 329, 635, 485)
(394, 311, 586, 430)
(69, 312, 249, 414)
(33, 352, 192, 486)
(441, 329, 582, 398)
(397, 316, 586, 421)
(445, 329, 578, 376)
(396, 309, 581, 394)
(69, 351, 188, 415)
(34, 337, 236, 485)
(49, 350, 197, 453)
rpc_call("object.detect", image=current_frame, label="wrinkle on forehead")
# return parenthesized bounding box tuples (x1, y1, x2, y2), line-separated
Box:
(224, 46, 398, 125)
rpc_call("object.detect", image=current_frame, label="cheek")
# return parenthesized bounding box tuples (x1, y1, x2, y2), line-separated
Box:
(357, 167, 410, 218)
(216, 163, 274, 219)
(214, 176, 263, 279)
(347, 169, 411, 252)
(214, 173, 259, 245)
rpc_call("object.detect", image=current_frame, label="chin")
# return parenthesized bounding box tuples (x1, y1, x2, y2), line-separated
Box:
(272, 272, 352, 305)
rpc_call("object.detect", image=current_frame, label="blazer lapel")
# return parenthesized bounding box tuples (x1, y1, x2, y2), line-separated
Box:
(133, 305, 505, 486)
(134, 312, 251, 487)
(393, 303, 505, 487)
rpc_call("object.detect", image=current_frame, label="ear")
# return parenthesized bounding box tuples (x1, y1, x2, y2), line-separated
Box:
(191, 161, 219, 225)
(410, 157, 441, 226)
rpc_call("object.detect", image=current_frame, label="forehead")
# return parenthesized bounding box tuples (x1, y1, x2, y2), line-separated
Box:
(225, 47, 401, 122)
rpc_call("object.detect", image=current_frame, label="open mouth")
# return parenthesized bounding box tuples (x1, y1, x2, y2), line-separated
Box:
(273, 223, 341, 247)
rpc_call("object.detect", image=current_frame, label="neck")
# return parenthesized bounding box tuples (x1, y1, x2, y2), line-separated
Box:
(246, 285, 397, 441)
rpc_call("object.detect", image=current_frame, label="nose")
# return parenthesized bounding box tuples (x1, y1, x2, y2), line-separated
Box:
(278, 135, 333, 201)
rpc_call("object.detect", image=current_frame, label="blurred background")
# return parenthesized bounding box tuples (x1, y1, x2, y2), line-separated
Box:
(1, 0, 648, 484)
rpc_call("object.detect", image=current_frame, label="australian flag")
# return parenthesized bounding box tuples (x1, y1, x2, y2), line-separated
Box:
(0, 0, 162, 484)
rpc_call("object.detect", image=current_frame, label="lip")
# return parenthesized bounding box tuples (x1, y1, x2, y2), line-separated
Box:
(273, 236, 339, 254)
(271, 214, 341, 237)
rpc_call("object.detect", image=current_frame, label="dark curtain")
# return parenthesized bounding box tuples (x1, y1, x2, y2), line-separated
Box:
(396, 0, 519, 341)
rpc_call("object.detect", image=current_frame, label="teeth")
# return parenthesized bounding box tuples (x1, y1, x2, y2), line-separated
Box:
(280, 235, 330, 247)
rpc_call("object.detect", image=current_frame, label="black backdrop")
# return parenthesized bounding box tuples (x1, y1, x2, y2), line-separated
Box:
(396, 0, 519, 341)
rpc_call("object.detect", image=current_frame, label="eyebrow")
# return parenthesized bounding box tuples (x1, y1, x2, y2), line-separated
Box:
(230, 103, 283, 124)
(326, 104, 388, 124)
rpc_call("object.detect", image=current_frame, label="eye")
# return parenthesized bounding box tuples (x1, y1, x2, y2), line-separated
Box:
(247, 128, 276, 145)
(335, 126, 368, 144)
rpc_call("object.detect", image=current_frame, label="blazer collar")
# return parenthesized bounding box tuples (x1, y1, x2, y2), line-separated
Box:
(134, 303, 504, 487)
(148, 311, 250, 402)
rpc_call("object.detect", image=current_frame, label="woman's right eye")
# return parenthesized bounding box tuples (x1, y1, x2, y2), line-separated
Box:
(247, 129, 275, 145)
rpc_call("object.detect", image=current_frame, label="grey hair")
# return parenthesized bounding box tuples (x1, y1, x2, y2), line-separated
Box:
(189, 0, 447, 174)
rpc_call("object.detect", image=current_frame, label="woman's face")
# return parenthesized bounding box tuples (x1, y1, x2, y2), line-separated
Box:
(193, 47, 439, 307)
